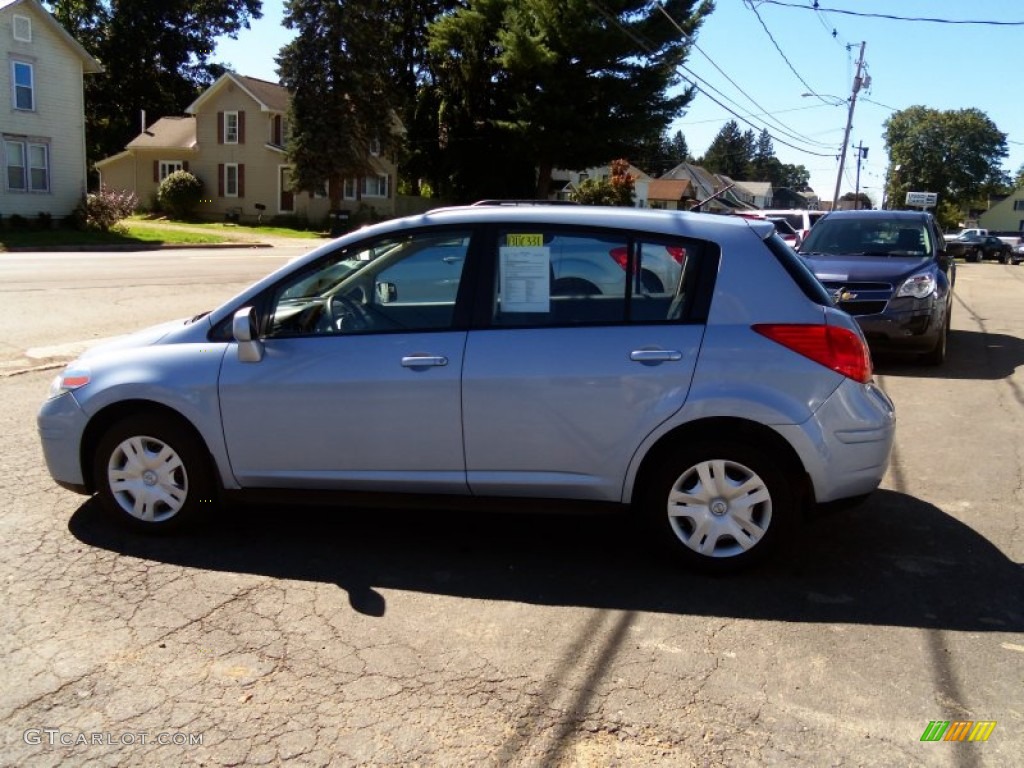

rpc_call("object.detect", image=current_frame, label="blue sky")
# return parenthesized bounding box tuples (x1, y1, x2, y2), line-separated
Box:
(214, 0, 1024, 205)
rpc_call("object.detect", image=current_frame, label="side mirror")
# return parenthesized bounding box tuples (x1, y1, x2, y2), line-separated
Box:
(232, 307, 264, 362)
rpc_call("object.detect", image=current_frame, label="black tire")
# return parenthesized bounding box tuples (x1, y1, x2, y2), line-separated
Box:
(920, 305, 950, 366)
(93, 413, 216, 533)
(999, 249, 1010, 265)
(640, 439, 795, 573)
(972, 248, 983, 263)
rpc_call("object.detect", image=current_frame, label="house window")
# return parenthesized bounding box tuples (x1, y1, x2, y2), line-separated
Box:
(1013, 200, 1024, 211)
(343, 178, 357, 200)
(28, 143, 48, 191)
(13, 14, 32, 42)
(224, 163, 239, 196)
(272, 115, 289, 147)
(159, 161, 182, 180)
(361, 174, 388, 198)
(12, 61, 33, 111)
(369, 136, 381, 157)
(4, 139, 48, 192)
(224, 112, 239, 144)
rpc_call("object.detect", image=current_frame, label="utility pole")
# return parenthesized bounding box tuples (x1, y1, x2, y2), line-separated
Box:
(832, 41, 867, 211)
(854, 142, 868, 209)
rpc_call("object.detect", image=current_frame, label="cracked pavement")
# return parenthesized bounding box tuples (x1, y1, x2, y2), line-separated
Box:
(1, 250, 1022, 766)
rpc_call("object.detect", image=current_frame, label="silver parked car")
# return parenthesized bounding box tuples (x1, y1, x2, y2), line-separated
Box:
(38, 205, 895, 572)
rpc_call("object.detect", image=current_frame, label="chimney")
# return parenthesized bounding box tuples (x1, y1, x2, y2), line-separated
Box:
(141, 109, 146, 133)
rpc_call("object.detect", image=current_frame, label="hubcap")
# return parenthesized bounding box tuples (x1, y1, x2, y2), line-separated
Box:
(666, 459, 772, 558)
(107, 435, 188, 523)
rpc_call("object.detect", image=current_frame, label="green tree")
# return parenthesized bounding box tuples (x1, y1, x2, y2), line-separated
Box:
(883, 106, 1008, 219)
(423, 0, 713, 200)
(280, 0, 453, 199)
(699, 121, 753, 179)
(570, 159, 635, 206)
(1015, 164, 1024, 190)
(668, 129, 690, 166)
(47, 0, 262, 170)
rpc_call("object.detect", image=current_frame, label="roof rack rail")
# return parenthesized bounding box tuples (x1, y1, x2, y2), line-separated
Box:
(471, 199, 580, 206)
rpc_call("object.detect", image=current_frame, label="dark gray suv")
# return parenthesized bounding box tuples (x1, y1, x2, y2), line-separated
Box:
(797, 210, 956, 365)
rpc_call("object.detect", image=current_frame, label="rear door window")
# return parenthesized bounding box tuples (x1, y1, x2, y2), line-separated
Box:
(485, 226, 708, 327)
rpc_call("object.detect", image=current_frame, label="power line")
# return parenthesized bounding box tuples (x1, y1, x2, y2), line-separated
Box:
(759, 1, 1024, 26)
(655, 4, 835, 149)
(585, 1, 837, 158)
(744, 0, 836, 106)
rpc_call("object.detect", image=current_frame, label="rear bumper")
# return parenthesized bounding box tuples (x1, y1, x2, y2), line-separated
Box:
(777, 379, 896, 504)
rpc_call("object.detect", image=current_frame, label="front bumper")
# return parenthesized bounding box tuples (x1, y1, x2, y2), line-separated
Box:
(854, 305, 945, 354)
(37, 392, 91, 495)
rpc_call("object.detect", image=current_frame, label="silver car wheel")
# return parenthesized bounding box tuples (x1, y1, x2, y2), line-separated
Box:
(666, 459, 772, 558)
(107, 435, 188, 523)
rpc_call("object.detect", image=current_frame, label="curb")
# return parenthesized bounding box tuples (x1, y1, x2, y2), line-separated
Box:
(2, 242, 275, 252)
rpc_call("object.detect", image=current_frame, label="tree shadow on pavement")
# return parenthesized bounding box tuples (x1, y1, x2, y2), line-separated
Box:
(69, 489, 1022, 630)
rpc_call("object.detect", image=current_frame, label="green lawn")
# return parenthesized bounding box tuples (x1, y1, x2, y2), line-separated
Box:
(0, 226, 217, 249)
(0, 216, 328, 250)
(129, 215, 327, 239)
(146, 219, 327, 239)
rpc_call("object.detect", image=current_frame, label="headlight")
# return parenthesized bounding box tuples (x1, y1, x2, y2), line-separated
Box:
(896, 273, 936, 299)
(47, 367, 91, 400)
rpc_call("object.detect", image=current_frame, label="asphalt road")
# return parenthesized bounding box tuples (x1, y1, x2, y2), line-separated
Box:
(1, 249, 1022, 767)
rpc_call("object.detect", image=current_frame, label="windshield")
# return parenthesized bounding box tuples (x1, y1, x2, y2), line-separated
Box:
(799, 218, 931, 258)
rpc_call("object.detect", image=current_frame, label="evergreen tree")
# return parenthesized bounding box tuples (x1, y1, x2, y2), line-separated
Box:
(668, 130, 690, 165)
(751, 129, 774, 180)
(699, 121, 752, 179)
(423, 0, 713, 200)
(277, 1, 456, 199)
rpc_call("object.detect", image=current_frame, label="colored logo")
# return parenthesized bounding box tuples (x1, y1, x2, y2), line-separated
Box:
(920, 721, 996, 742)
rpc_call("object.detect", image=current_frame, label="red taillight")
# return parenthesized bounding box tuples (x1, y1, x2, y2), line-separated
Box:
(609, 246, 630, 271)
(610, 246, 686, 269)
(753, 323, 873, 383)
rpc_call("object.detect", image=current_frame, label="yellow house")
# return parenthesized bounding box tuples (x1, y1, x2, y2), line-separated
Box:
(0, 0, 102, 221)
(978, 187, 1024, 236)
(96, 72, 398, 225)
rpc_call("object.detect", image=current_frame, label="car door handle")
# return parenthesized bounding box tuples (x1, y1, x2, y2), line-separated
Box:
(630, 349, 682, 363)
(401, 355, 449, 368)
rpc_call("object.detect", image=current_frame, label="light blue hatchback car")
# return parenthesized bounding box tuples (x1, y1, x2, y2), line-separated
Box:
(38, 205, 896, 572)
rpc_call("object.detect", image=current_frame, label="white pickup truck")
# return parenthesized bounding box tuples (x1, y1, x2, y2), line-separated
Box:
(944, 228, 1019, 246)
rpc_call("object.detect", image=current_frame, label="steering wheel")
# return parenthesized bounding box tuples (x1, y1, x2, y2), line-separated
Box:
(326, 293, 373, 332)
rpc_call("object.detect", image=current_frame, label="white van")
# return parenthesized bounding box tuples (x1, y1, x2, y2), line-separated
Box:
(749, 209, 826, 246)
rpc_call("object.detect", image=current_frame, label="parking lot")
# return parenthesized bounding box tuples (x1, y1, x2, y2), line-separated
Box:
(1, 250, 1022, 766)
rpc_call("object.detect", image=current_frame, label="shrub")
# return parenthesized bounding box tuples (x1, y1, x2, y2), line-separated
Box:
(157, 170, 204, 219)
(8, 213, 30, 230)
(76, 189, 138, 231)
(36, 211, 53, 230)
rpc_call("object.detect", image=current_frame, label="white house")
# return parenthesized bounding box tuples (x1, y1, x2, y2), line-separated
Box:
(0, 0, 101, 222)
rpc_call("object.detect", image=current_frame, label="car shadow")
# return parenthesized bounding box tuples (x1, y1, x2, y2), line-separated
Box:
(874, 329, 1024, 382)
(69, 489, 1022, 631)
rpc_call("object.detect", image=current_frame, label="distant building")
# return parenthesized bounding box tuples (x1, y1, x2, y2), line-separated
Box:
(978, 186, 1024, 234)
